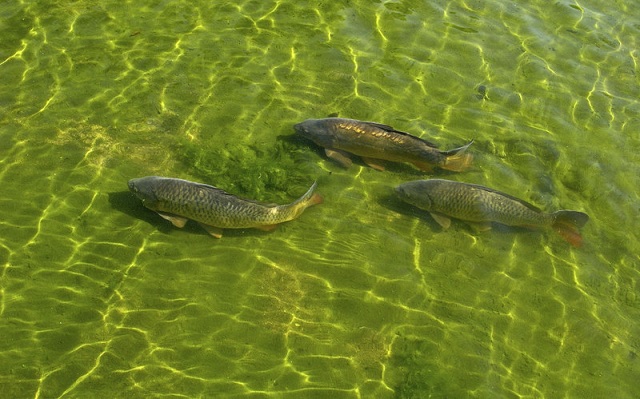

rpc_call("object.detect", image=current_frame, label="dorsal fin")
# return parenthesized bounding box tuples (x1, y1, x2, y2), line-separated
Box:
(359, 121, 439, 148)
(464, 183, 543, 213)
(191, 182, 277, 207)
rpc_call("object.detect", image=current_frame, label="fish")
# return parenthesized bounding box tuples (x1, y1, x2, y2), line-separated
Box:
(128, 176, 323, 238)
(294, 117, 473, 172)
(395, 179, 589, 247)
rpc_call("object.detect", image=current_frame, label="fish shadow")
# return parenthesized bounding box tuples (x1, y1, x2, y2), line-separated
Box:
(108, 191, 176, 235)
(378, 193, 443, 230)
(108, 191, 276, 238)
(277, 133, 326, 158)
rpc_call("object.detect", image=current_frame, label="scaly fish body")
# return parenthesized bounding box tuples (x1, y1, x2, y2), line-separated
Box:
(128, 176, 322, 238)
(294, 117, 473, 172)
(395, 179, 589, 247)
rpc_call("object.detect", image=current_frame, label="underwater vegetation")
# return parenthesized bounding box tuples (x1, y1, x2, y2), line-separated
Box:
(177, 133, 320, 202)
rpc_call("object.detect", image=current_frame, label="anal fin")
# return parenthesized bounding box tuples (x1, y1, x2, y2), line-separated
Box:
(362, 157, 386, 171)
(198, 223, 223, 238)
(325, 148, 353, 168)
(411, 161, 435, 172)
(255, 224, 278, 232)
(471, 222, 492, 232)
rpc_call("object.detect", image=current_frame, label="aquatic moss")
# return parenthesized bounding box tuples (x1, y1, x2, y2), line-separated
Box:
(177, 134, 321, 202)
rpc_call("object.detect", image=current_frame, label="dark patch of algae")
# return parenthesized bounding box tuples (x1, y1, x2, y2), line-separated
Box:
(176, 134, 322, 202)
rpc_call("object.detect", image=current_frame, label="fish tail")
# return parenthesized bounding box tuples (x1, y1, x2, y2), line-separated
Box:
(297, 181, 323, 206)
(551, 210, 589, 247)
(285, 181, 323, 216)
(441, 140, 474, 172)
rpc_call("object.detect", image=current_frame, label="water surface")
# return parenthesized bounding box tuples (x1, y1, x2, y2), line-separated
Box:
(1, 0, 639, 397)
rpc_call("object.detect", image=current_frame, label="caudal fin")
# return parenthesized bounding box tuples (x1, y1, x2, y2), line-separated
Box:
(308, 193, 323, 206)
(552, 210, 589, 247)
(292, 181, 323, 209)
(442, 140, 474, 172)
(275, 182, 323, 224)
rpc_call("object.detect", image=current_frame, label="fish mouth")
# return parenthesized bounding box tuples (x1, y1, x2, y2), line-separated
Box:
(293, 122, 310, 135)
(394, 185, 406, 199)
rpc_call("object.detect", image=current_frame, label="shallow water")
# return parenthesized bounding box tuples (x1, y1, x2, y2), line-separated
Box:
(1, 0, 639, 397)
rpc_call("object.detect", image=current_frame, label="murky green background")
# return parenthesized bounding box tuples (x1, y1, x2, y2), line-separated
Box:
(1, 0, 639, 397)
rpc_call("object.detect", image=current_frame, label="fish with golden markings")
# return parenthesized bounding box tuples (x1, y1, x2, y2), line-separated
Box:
(294, 117, 473, 172)
(395, 179, 589, 247)
(128, 176, 322, 238)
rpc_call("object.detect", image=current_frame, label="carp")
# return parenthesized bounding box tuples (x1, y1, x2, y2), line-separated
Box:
(128, 176, 322, 238)
(294, 117, 473, 172)
(396, 179, 589, 247)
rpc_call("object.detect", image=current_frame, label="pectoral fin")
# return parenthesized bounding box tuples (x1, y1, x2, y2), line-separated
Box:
(411, 161, 434, 172)
(429, 213, 451, 229)
(158, 212, 188, 228)
(198, 223, 223, 238)
(362, 157, 386, 171)
(325, 148, 353, 168)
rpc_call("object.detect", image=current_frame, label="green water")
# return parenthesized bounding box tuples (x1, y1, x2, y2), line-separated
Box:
(1, 0, 639, 397)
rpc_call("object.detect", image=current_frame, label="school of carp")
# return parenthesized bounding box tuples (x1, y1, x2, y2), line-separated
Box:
(129, 117, 589, 247)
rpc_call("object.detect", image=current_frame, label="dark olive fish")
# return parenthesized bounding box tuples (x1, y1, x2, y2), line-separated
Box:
(128, 176, 322, 238)
(294, 117, 473, 172)
(395, 179, 589, 247)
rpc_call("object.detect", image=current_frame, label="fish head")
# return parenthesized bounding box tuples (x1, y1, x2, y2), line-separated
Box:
(395, 180, 434, 211)
(294, 119, 334, 147)
(128, 176, 161, 208)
